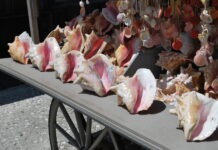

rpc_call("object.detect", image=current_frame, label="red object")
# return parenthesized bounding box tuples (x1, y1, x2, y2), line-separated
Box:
(212, 0, 218, 7)
(172, 38, 183, 50)
(189, 16, 200, 26)
(85, 38, 104, 59)
(190, 30, 199, 39)
(164, 6, 172, 18)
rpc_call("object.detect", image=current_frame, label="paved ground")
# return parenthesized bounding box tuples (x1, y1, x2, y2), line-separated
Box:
(0, 85, 51, 150)
(0, 84, 147, 150)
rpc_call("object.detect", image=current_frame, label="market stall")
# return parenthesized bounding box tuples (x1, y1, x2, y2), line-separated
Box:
(2, 0, 218, 149)
(1, 58, 218, 150)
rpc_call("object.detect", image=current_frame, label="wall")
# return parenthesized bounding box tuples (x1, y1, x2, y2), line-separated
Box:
(0, 0, 106, 89)
(0, 0, 106, 58)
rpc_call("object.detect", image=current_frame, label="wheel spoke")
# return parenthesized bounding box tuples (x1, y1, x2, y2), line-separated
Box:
(75, 110, 86, 147)
(85, 117, 92, 148)
(55, 123, 79, 148)
(108, 130, 119, 150)
(59, 103, 81, 147)
(88, 128, 108, 150)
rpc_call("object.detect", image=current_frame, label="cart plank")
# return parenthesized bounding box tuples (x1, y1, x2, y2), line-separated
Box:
(0, 58, 218, 150)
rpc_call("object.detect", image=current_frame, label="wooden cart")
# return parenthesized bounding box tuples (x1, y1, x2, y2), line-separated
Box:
(0, 58, 218, 150)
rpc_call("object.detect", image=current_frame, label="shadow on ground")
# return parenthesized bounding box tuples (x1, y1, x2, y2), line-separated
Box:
(0, 84, 43, 105)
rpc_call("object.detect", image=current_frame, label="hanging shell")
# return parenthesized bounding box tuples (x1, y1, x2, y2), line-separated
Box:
(170, 91, 218, 141)
(102, 0, 119, 25)
(8, 31, 34, 64)
(111, 68, 156, 114)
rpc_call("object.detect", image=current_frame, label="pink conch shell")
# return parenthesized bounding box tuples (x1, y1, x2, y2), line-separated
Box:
(74, 54, 119, 96)
(170, 91, 218, 141)
(28, 37, 61, 71)
(8, 31, 33, 64)
(46, 26, 65, 44)
(156, 51, 187, 72)
(111, 68, 156, 114)
(115, 37, 141, 67)
(61, 25, 85, 53)
(83, 31, 107, 59)
(54, 51, 85, 83)
(102, 0, 119, 25)
(115, 44, 129, 67)
(204, 60, 218, 97)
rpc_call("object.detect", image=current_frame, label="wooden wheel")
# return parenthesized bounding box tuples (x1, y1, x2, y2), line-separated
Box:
(48, 98, 120, 150)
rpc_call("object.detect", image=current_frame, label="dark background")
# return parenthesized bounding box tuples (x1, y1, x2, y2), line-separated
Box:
(0, 0, 106, 58)
(0, 0, 106, 89)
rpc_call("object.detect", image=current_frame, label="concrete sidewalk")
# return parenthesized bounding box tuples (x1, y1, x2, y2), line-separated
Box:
(0, 85, 51, 150)
(0, 85, 146, 150)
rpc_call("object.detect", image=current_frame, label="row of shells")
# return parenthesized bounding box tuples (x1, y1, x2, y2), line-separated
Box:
(7, 0, 218, 142)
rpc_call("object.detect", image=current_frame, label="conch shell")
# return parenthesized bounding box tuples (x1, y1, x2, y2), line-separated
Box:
(115, 37, 141, 67)
(61, 25, 85, 53)
(170, 91, 218, 141)
(111, 68, 156, 114)
(28, 37, 61, 71)
(8, 31, 33, 64)
(46, 26, 65, 44)
(54, 51, 85, 83)
(156, 73, 193, 103)
(74, 54, 119, 96)
(83, 31, 107, 59)
(156, 65, 202, 103)
(156, 51, 187, 72)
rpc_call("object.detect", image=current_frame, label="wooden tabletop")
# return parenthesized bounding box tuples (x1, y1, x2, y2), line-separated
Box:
(0, 58, 218, 150)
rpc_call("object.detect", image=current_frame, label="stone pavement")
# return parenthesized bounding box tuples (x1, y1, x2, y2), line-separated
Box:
(0, 84, 147, 150)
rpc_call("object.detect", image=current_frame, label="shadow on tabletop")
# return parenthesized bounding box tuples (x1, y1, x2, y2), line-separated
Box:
(79, 89, 166, 115)
(139, 100, 166, 115)
(119, 100, 166, 115)
(197, 129, 218, 142)
(79, 89, 114, 97)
